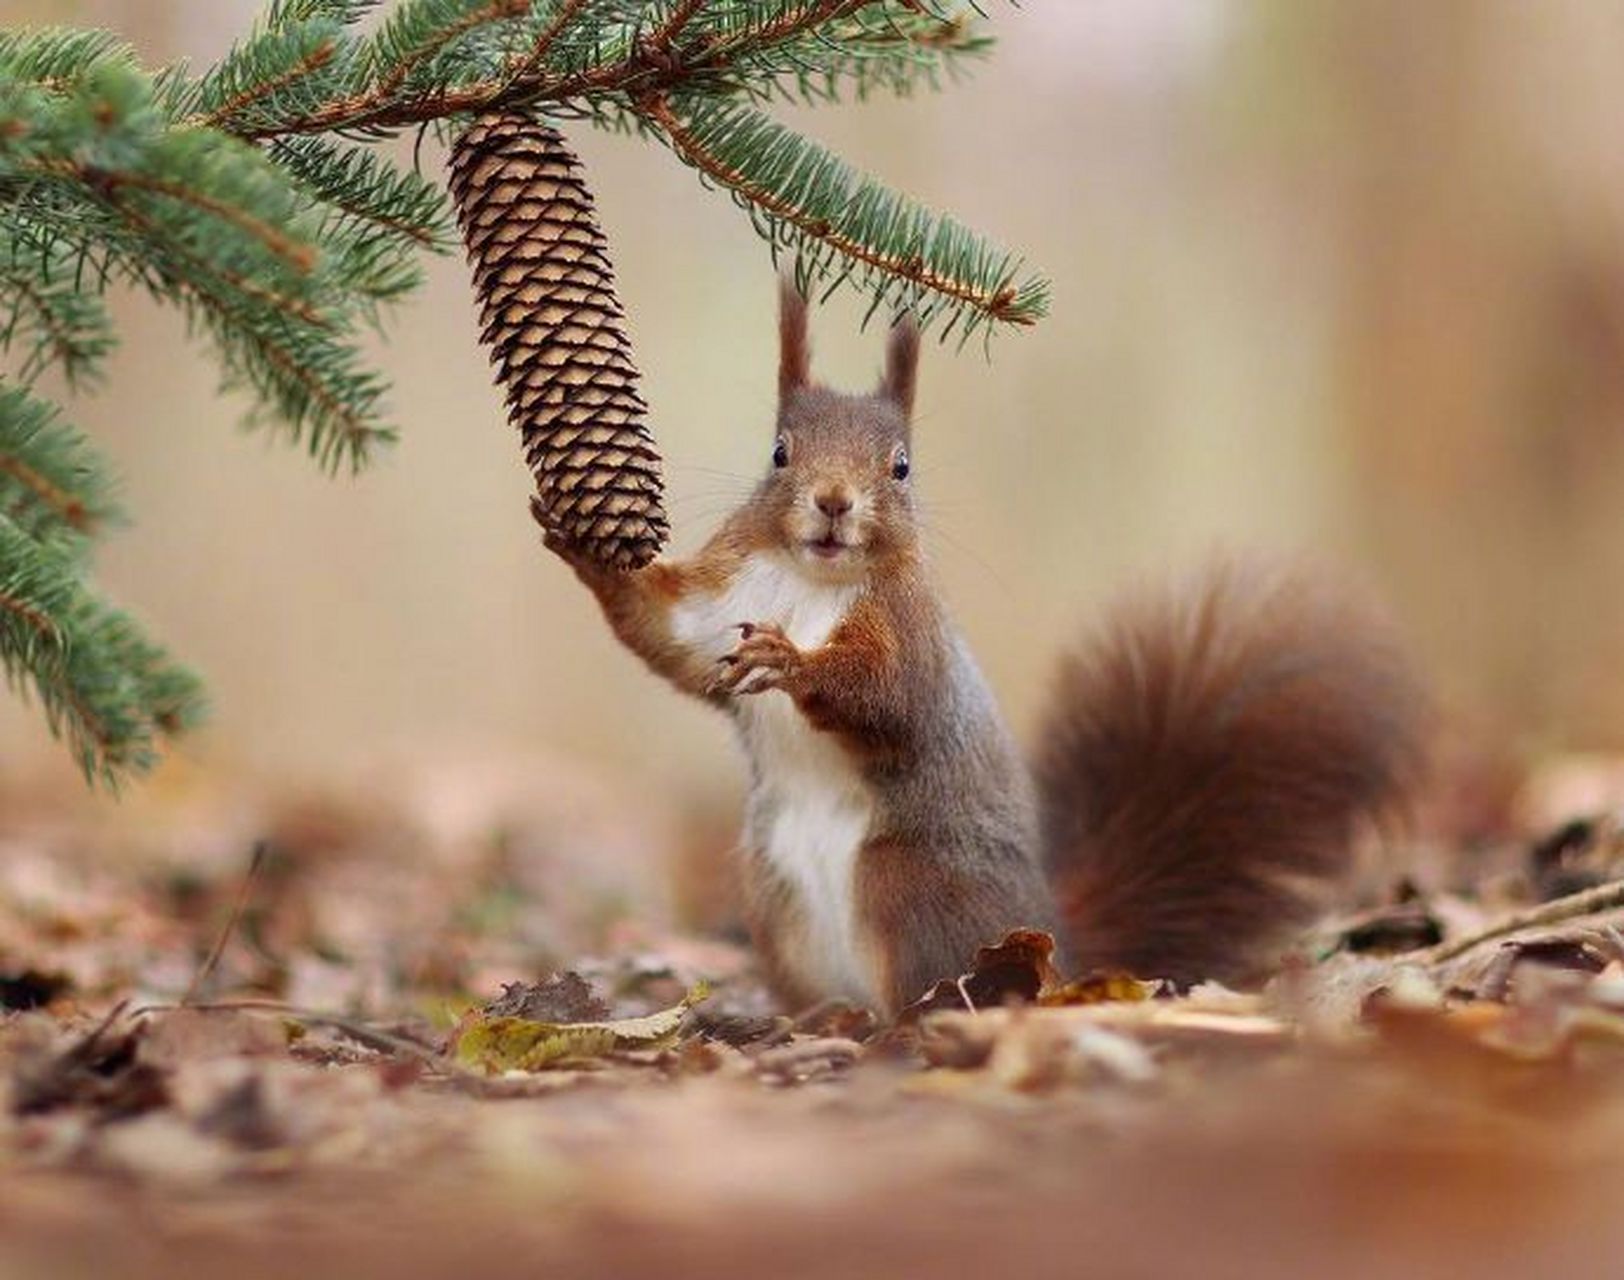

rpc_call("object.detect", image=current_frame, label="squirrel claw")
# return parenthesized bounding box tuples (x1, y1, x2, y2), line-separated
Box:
(711, 622, 802, 697)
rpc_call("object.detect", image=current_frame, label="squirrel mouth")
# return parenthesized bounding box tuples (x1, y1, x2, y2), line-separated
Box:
(805, 532, 851, 560)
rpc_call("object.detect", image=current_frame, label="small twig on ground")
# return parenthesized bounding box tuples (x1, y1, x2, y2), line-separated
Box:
(1419, 878, 1624, 965)
(134, 998, 442, 1063)
(180, 840, 270, 1008)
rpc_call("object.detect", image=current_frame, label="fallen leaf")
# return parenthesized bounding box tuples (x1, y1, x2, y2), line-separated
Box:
(897, 930, 1061, 1021)
(1040, 972, 1162, 1007)
(480, 972, 611, 1024)
(452, 983, 710, 1073)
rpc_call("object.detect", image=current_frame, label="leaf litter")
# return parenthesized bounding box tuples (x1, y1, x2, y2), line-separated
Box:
(6, 754, 1624, 1276)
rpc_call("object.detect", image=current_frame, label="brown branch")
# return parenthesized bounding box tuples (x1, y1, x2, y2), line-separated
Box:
(650, 0, 710, 51)
(0, 451, 93, 534)
(637, 95, 1026, 324)
(194, 40, 338, 129)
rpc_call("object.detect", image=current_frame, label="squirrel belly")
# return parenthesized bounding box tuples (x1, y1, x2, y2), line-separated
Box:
(671, 552, 880, 1005)
(668, 549, 1052, 1010)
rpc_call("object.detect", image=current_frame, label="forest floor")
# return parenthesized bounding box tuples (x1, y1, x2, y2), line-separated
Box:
(4, 743, 1624, 1279)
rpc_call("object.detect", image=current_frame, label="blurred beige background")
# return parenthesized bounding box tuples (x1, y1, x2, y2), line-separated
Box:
(6, 1, 1624, 802)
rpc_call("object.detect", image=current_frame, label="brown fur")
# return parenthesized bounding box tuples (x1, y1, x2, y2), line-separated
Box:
(779, 277, 812, 401)
(878, 317, 919, 420)
(856, 837, 1050, 1014)
(1033, 564, 1427, 986)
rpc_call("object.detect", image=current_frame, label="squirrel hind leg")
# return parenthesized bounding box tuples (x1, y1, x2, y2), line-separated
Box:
(1034, 562, 1428, 988)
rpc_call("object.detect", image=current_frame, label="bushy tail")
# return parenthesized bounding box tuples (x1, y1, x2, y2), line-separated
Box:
(1033, 564, 1427, 987)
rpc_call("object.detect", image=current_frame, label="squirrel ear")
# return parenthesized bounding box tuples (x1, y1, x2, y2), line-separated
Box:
(879, 313, 919, 420)
(779, 278, 811, 401)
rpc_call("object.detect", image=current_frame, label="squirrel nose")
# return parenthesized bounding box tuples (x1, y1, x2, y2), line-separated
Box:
(815, 488, 853, 518)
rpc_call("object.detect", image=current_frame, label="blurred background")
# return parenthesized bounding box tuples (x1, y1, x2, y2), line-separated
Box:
(5, 0, 1624, 825)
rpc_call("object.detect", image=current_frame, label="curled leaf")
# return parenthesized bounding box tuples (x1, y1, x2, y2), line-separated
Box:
(453, 983, 710, 1074)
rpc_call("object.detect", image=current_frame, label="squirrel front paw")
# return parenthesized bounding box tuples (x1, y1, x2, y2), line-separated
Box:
(544, 525, 641, 591)
(708, 622, 804, 696)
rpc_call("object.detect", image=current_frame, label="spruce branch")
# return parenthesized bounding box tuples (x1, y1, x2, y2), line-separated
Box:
(0, 230, 116, 388)
(215, 1, 985, 139)
(188, 23, 342, 132)
(2, 59, 401, 470)
(178, 0, 1040, 331)
(735, 9, 994, 106)
(0, 384, 119, 541)
(78, 165, 318, 274)
(0, 390, 201, 785)
(266, 0, 383, 29)
(498, 0, 591, 84)
(649, 0, 710, 51)
(638, 94, 1045, 336)
(367, 0, 531, 99)
(269, 137, 452, 249)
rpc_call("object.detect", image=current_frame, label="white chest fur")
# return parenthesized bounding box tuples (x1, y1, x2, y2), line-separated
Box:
(671, 554, 878, 1004)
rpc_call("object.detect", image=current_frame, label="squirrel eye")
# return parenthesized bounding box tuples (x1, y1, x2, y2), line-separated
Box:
(772, 436, 790, 469)
(891, 448, 910, 481)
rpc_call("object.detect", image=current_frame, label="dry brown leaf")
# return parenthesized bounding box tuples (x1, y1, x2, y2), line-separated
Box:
(897, 929, 1062, 1021)
(480, 972, 611, 1024)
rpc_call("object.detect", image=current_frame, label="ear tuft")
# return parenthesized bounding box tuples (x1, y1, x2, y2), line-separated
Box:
(879, 313, 920, 419)
(779, 277, 811, 401)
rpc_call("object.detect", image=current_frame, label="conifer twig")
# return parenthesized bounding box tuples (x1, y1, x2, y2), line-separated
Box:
(0, 454, 92, 533)
(0, 588, 57, 641)
(499, 0, 590, 82)
(1420, 878, 1624, 965)
(373, 0, 530, 98)
(90, 170, 318, 274)
(637, 94, 1032, 327)
(196, 39, 339, 129)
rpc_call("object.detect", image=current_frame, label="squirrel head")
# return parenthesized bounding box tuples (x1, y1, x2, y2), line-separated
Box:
(747, 281, 921, 583)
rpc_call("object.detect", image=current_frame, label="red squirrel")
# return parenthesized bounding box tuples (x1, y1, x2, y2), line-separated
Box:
(548, 283, 1425, 1016)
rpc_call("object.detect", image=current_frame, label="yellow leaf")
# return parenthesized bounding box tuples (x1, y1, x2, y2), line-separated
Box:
(453, 983, 710, 1074)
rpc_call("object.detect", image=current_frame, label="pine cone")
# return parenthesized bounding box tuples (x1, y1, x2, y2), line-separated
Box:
(450, 112, 667, 571)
